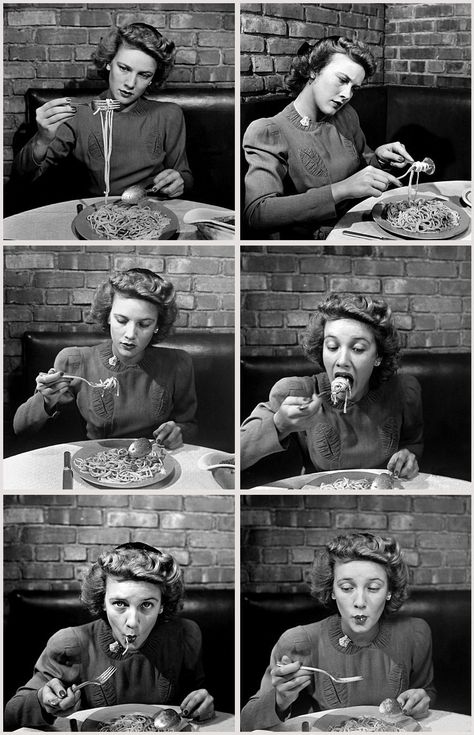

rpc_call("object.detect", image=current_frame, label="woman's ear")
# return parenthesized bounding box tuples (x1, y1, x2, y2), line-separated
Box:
(106, 63, 111, 71)
(331, 592, 336, 600)
(374, 357, 381, 367)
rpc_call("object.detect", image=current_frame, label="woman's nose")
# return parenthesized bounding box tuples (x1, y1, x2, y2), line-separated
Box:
(124, 74, 136, 89)
(336, 348, 350, 366)
(353, 591, 366, 608)
(124, 322, 137, 338)
(126, 609, 139, 629)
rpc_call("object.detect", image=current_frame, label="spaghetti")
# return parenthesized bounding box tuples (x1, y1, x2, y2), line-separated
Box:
(92, 99, 118, 204)
(87, 203, 171, 239)
(319, 478, 373, 491)
(330, 377, 352, 413)
(99, 714, 156, 732)
(328, 716, 404, 732)
(74, 446, 166, 484)
(385, 198, 460, 233)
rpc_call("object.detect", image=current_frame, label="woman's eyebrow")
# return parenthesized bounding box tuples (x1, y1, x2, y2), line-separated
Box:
(337, 577, 385, 583)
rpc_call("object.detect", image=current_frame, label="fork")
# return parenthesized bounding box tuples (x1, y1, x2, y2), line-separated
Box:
(73, 665, 117, 691)
(62, 374, 108, 389)
(276, 662, 363, 684)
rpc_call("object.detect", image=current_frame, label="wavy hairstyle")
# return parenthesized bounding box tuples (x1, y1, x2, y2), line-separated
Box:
(81, 542, 184, 621)
(92, 22, 176, 89)
(300, 293, 400, 388)
(310, 533, 409, 616)
(89, 268, 178, 345)
(285, 36, 376, 96)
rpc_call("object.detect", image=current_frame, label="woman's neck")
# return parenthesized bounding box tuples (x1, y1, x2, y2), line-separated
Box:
(294, 84, 324, 123)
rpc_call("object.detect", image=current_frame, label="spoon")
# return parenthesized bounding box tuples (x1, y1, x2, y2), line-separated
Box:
(128, 438, 154, 458)
(182, 207, 235, 230)
(121, 184, 159, 205)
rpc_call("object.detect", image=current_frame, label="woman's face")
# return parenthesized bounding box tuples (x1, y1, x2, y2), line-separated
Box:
(311, 53, 365, 116)
(322, 318, 379, 402)
(333, 559, 389, 640)
(108, 44, 157, 106)
(108, 292, 159, 364)
(104, 577, 163, 651)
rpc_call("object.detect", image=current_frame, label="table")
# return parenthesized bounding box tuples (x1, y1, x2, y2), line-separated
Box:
(262, 707, 472, 732)
(3, 442, 229, 491)
(250, 470, 471, 491)
(326, 180, 471, 241)
(13, 704, 235, 732)
(3, 197, 233, 240)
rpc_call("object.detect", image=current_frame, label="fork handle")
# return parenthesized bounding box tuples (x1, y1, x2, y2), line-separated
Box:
(74, 681, 100, 691)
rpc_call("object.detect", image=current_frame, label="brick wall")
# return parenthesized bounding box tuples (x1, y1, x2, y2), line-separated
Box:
(241, 245, 471, 356)
(241, 494, 471, 593)
(3, 3, 235, 176)
(241, 3, 471, 100)
(3, 244, 235, 419)
(4, 494, 235, 595)
(385, 4, 471, 88)
(241, 3, 385, 99)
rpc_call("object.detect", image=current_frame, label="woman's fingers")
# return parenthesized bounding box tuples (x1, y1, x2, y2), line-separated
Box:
(180, 689, 214, 720)
(153, 421, 183, 449)
(153, 169, 184, 197)
(387, 449, 418, 479)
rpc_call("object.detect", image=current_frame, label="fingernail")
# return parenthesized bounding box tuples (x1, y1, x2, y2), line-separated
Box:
(50, 698, 59, 706)
(66, 98, 72, 102)
(70, 106, 77, 112)
(59, 690, 66, 698)
(182, 709, 189, 717)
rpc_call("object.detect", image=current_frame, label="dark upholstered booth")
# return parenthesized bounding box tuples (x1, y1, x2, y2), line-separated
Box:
(240, 352, 470, 487)
(241, 590, 471, 715)
(6, 330, 234, 456)
(4, 588, 234, 714)
(6, 87, 234, 215)
(241, 85, 471, 237)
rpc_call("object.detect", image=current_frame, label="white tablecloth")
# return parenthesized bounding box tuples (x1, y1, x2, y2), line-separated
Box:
(3, 197, 233, 240)
(326, 180, 471, 241)
(3, 442, 228, 491)
(251, 470, 471, 491)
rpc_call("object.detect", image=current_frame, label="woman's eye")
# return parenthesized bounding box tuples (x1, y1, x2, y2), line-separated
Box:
(352, 345, 365, 353)
(325, 342, 338, 351)
(340, 586, 353, 592)
(369, 587, 381, 593)
(141, 601, 153, 609)
(116, 317, 126, 324)
(113, 600, 127, 608)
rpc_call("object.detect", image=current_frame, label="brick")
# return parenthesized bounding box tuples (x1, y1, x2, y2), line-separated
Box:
(359, 496, 412, 512)
(7, 10, 57, 25)
(417, 533, 469, 549)
(107, 512, 158, 528)
(21, 526, 76, 544)
(131, 496, 183, 510)
(34, 272, 84, 287)
(23, 563, 74, 579)
(78, 528, 130, 544)
(64, 545, 88, 561)
(6, 288, 44, 304)
(245, 293, 299, 310)
(185, 496, 234, 513)
(250, 565, 302, 583)
(197, 31, 235, 47)
(4, 544, 34, 561)
(413, 496, 466, 514)
(34, 306, 82, 322)
(35, 28, 88, 45)
(330, 278, 381, 293)
(263, 548, 289, 564)
(389, 514, 443, 532)
(36, 63, 85, 79)
(58, 254, 110, 270)
(4, 507, 45, 524)
(335, 513, 387, 530)
(161, 512, 213, 530)
(241, 16, 286, 36)
(241, 510, 273, 526)
(248, 529, 304, 547)
(271, 275, 325, 292)
(36, 545, 61, 561)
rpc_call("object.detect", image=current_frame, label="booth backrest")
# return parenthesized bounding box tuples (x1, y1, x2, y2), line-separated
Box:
(12, 330, 234, 454)
(241, 590, 471, 715)
(241, 85, 471, 181)
(4, 589, 234, 713)
(240, 352, 470, 486)
(8, 87, 234, 212)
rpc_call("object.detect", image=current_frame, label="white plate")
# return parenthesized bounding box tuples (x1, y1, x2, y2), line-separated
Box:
(461, 189, 471, 207)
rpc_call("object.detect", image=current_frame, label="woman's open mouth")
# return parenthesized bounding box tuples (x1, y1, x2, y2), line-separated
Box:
(353, 615, 368, 625)
(120, 342, 136, 351)
(334, 371, 354, 388)
(119, 89, 134, 99)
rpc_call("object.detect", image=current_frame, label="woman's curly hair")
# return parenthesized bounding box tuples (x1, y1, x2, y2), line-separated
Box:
(285, 35, 376, 96)
(81, 542, 184, 621)
(89, 268, 178, 345)
(310, 532, 409, 616)
(300, 293, 400, 388)
(92, 22, 175, 89)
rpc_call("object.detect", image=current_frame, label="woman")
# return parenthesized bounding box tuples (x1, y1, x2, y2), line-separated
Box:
(241, 532, 435, 730)
(243, 36, 413, 238)
(13, 268, 197, 448)
(4, 542, 214, 729)
(12, 22, 192, 199)
(241, 293, 422, 478)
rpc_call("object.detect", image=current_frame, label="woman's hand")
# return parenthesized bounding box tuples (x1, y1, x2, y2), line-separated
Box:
(35, 369, 75, 414)
(274, 393, 322, 440)
(332, 166, 402, 202)
(37, 678, 81, 717)
(387, 449, 419, 479)
(397, 688, 430, 719)
(375, 142, 414, 169)
(270, 655, 312, 716)
(180, 689, 214, 721)
(34, 98, 77, 159)
(152, 169, 184, 198)
(153, 421, 183, 449)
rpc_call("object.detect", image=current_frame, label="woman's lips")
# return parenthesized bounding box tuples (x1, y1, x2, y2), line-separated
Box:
(353, 615, 368, 624)
(120, 342, 136, 351)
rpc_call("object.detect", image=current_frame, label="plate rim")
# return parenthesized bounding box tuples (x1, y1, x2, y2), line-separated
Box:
(72, 198, 180, 241)
(79, 703, 184, 732)
(72, 439, 176, 489)
(372, 194, 470, 240)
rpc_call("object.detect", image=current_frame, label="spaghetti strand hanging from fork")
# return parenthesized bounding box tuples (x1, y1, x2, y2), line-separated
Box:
(397, 157, 435, 204)
(93, 99, 120, 204)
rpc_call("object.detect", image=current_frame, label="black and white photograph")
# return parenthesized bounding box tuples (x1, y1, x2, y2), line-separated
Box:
(3, 244, 235, 491)
(240, 3, 471, 240)
(4, 494, 235, 731)
(3, 3, 235, 240)
(240, 245, 471, 490)
(241, 494, 471, 730)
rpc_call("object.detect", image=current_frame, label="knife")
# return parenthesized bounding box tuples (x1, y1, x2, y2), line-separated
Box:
(63, 451, 74, 489)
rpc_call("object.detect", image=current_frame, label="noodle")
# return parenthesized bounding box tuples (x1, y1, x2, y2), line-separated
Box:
(100, 714, 156, 732)
(385, 199, 460, 234)
(92, 100, 116, 205)
(319, 478, 373, 491)
(87, 204, 171, 240)
(74, 447, 166, 485)
(328, 716, 404, 731)
(330, 377, 352, 414)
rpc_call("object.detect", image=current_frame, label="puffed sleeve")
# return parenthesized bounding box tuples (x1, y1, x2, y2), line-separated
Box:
(162, 103, 193, 193)
(178, 618, 206, 694)
(11, 120, 77, 185)
(409, 618, 436, 704)
(240, 376, 315, 470)
(240, 626, 314, 731)
(399, 374, 424, 458)
(170, 349, 198, 443)
(243, 118, 337, 231)
(13, 347, 80, 436)
(4, 627, 82, 730)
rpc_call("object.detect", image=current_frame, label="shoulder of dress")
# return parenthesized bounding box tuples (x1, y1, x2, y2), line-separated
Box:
(148, 346, 192, 366)
(270, 374, 314, 396)
(244, 116, 282, 141)
(145, 98, 184, 117)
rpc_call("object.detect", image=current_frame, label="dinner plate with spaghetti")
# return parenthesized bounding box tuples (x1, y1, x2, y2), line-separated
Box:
(372, 194, 469, 240)
(78, 704, 194, 732)
(72, 439, 178, 489)
(72, 198, 179, 241)
(302, 470, 403, 491)
(268, 706, 421, 732)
